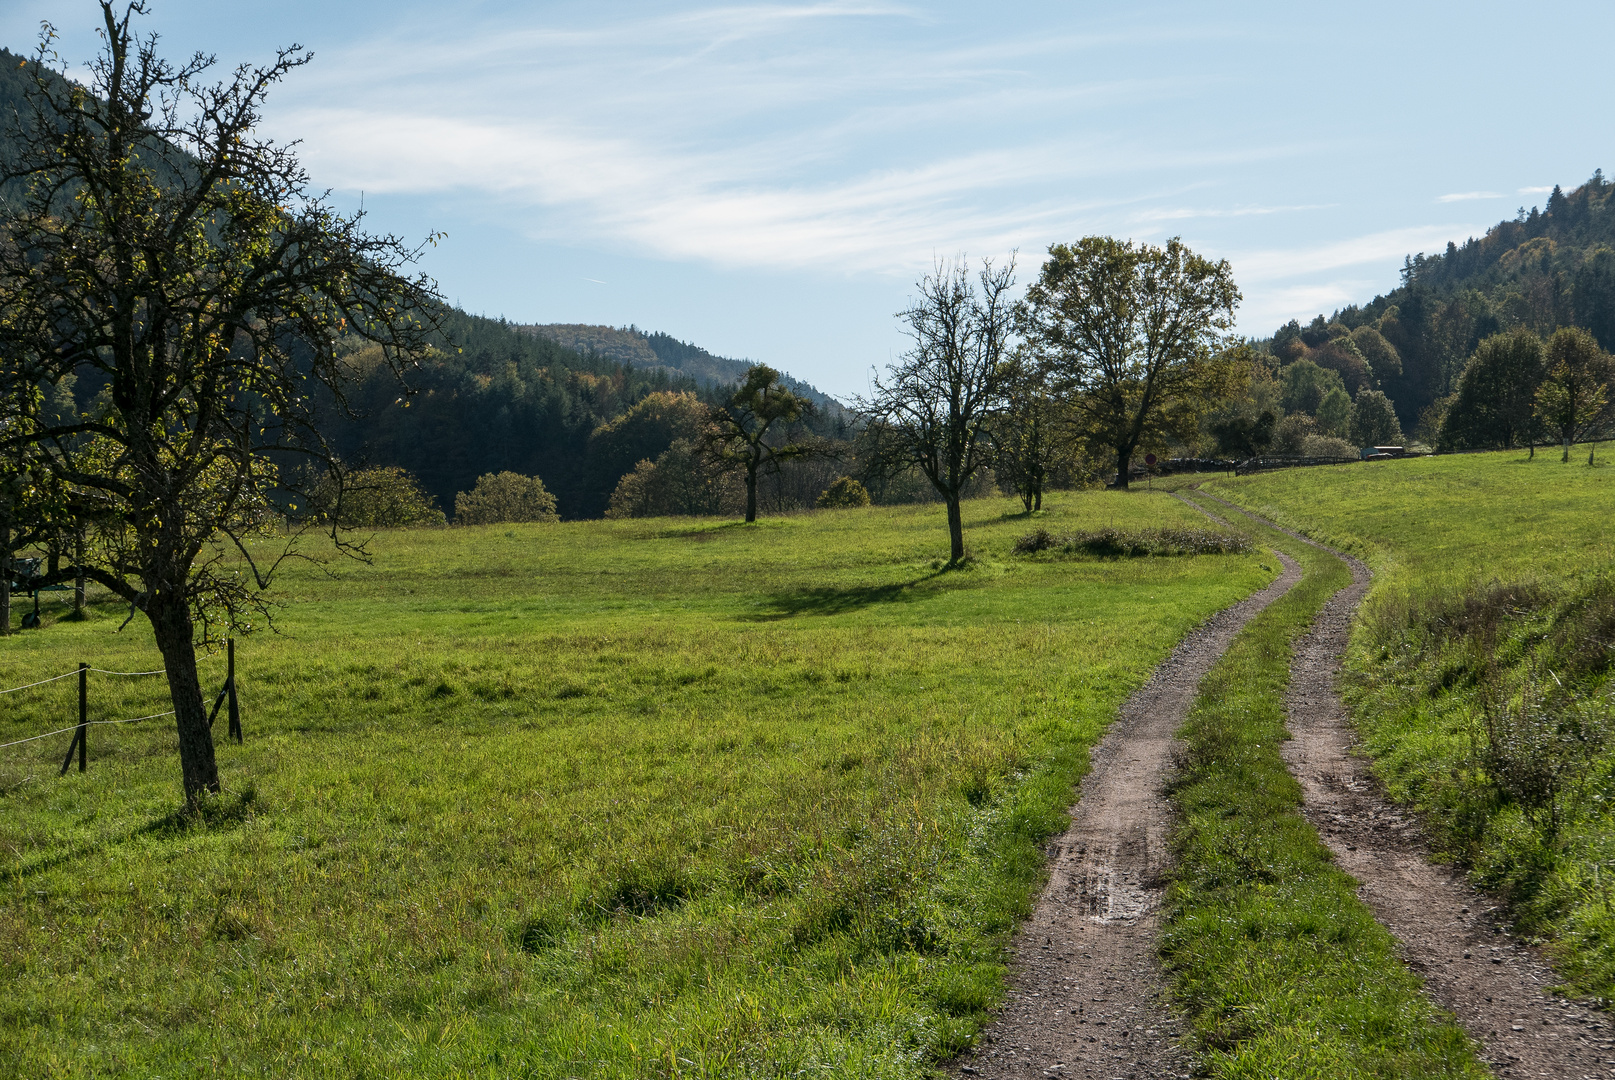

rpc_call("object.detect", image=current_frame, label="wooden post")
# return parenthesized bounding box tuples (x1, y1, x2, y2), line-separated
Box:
(59, 663, 87, 776)
(226, 638, 241, 743)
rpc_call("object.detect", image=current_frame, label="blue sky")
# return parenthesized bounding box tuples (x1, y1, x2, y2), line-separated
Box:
(4, 1, 1611, 399)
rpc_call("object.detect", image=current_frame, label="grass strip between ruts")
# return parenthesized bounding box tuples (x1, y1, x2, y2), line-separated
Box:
(1160, 493, 1488, 1079)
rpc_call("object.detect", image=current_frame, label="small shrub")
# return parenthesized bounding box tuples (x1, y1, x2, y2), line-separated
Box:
(454, 471, 559, 525)
(1014, 526, 1251, 557)
(309, 466, 445, 527)
(816, 476, 871, 509)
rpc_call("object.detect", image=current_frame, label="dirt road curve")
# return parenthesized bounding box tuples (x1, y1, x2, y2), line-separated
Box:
(1206, 494, 1615, 1080)
(950, 547, 1303, 1080)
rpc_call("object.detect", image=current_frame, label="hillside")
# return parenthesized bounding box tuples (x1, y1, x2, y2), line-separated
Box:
(518, 323, 846, 416)
(1267, 171, 1614, 430)
(0, 47, 846, 520)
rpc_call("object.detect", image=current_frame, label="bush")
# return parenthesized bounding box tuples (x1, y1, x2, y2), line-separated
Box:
(310, 466, 444, 527)
(816, 476, 871, 509)
(1014, 526, 1250, 557)
(1300, 433, 1358, 458)
(454, 472, 559, 525)
(604, 440, 744, 519)
(1270, 412, 1317, 455)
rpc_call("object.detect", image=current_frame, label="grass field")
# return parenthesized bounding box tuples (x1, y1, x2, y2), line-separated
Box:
(1207, 447, 1615, 998)
(0, 493, 1270, 1078)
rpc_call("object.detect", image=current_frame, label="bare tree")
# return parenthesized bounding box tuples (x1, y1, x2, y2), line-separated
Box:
(1020, 237, 1239, 488)
(0, 4, 441, 804)
(862, 257, 1015, 562)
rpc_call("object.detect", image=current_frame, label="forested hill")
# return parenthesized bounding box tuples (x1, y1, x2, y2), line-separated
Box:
(0, 47, 846, 519)
(336, 317, 847, 519)
(1267, 171, 1614, 431)
(519, 324, 845, 416)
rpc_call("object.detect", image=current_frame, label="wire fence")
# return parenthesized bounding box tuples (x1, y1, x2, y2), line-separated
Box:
(0, 642, 241, 771)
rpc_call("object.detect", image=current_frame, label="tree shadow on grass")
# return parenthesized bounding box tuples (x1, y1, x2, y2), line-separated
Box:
(1, 786, 257, 884)
(743, 568, 951, 621)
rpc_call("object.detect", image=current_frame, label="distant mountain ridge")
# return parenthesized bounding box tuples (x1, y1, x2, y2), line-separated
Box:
(517, 323, 846, 416)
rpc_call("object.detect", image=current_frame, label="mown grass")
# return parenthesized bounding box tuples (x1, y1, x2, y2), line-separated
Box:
(1163, 492, 1485, 1078)
(0, 493, 1270, 1078)
(1206, 448, 1615, 999)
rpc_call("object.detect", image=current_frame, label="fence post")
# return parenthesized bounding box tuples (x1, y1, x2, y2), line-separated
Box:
(78, 663, 87, 771)
(59, 662, 87, 776)
(226, 638, 241, 743)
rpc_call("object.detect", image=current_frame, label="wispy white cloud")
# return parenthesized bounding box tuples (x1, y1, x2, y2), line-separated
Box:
(1228, 224, 1482, 284)
(1519, 185, 1555, 194)
(1131, 203, 1332, 224)
(1436, 191, 1501, 202)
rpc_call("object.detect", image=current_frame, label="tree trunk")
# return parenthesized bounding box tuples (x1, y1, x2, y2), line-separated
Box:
(147, 593, 219, 804)
(1563, 435, 1571, 462)
(73, 529, 84, 616)
(1114, 447, 1132, 489)
(744, 463, 758, 523)
(946, 495, 965, 563)
(1033, 487, 1042, 512)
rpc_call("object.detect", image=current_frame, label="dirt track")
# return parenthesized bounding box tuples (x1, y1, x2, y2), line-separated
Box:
(1203, 493, 1615, 1079)
(950, 544, 1302, 1080)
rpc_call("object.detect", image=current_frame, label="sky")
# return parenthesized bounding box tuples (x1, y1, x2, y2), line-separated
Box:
(3, 1, 1612, 400)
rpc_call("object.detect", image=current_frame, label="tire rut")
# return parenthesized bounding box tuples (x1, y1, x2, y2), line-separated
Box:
(951, 538, 1303, 1080)
(1202, 492, 1615, 1080)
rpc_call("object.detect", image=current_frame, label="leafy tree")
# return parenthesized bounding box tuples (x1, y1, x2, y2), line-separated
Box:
(603, 440, 742, 519)
(1533, 327, 1613, 461)
(1279, 359, 1345, 415)
(815, 476, 871, 509)
(1271, 412, 1318, 455)
(1310, 338, 1373, 394)
(991, 351, 1060, 511)
(585, 391, 710, 506)
(454, 472, 559, 524)
(312, 467, 444, 528)
(1438, 328, 1544, 450)
(1349, 325, 1403, 382)
(1021, 237, 1239, 489)
(0, 5, 440, 803)
(706, 365, 815, 523)
(1350, 389, 1405, 446)
(863, 257, 1015, 561)
(1317, 386, 1355, 438)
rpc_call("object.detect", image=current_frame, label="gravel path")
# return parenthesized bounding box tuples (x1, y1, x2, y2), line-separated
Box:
(1202, 492, 1615, 1080)
(950, 541, 1303, 1080)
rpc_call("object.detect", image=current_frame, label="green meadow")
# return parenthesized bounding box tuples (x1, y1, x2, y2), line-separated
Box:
(0, 493, 1270, 1078)
(1209, 447, 1615, 997)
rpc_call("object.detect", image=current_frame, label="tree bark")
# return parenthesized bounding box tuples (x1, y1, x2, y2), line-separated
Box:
(147, 592, 219, 804)
(744, 461, 758, 523)
(73, 529, 84, 616)
(1114, 447, 1132, 489)
(946, 495, 965, 563)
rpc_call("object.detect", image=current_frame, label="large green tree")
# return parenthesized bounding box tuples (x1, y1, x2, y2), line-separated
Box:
(0, 4, 440, 804)
(1020, 237, 1239, 488)
(1438, 328, 1544, 451)
(706, 365, 815, 523)
(1534, 326, 1613, 461)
